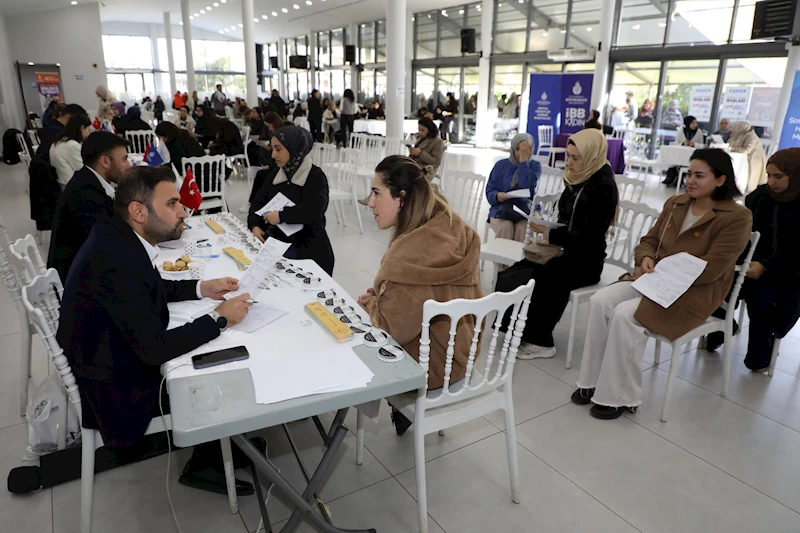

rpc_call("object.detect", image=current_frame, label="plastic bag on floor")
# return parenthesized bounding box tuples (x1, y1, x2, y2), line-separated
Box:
(24, 374, 81, 461)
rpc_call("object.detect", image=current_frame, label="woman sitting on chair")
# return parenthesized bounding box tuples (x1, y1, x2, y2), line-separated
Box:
(408, 117, 446, 180)
(485, 133, 542, 257)
(358, 155, 482, 435)
(154, 121, 205, 177)
(496, 128, 618, 360)
(248, 126, 334, 275)
(573, 148, 751, 419)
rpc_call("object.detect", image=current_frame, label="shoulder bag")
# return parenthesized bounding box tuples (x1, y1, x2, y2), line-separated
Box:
(523, 186, 584, 265)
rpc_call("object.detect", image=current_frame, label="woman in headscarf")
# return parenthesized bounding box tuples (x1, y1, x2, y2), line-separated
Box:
(729, 120, 768, 192)
(248, 125, 334, 275)
(495, 129, 618, 360)
(122, 105, 152, 133)
(572, 148, 751, 419)
(711, 149, 800, 372)
(715, 118, 732, 143)
(662, 99, 683, 129)
(676, 115, 703, 147)
(95, 86, 116, 121)
(485, 133, 542, 261)
(110, 102, 126, 135)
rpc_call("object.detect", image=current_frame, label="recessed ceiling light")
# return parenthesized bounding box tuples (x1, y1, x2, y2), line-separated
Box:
(224, 28, 229, 32)
(459, 9, 464, 14)
(658, 22, 667, 27)
(293, 4, 300, 9)
(272, 11, 278, 16)
(262, 14, 268, 19)
(254, 18, 259, 22)
(238, 23, 243, 27)
(543, 32, 548, 36)
(27, 62, 34, 65)
(519, 0, 524, 3)
(199, 10, 205, 14)
(220, 0, 226, 3)
(632, 24, 641, 30)
(306, 0, 312, 5)
(206, 5, 211, 9)
(560, 29, 566, 33)
(189, 15, 194, 19)
(586, 27, 592, 31)
(231, 25, 236, 30)
(179, 21, 183, 25)
(70, 1, 77, 4)
(213, 2, 219, 6)
(282, 8, 288, 13)
(219, 30, 224, 33)
(56, 63, 60, 66)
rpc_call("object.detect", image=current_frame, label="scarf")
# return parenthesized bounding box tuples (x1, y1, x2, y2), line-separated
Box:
(508, 132, 534, 188)
(563, 129, 609, 186)
(272, 125, 313, 182)
(682, 115, 697, 143)
(766, 148, 800, 203)
(729, 120, 754, 149)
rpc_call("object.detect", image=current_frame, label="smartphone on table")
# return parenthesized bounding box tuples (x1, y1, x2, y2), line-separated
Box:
(192, 346, 250, 370)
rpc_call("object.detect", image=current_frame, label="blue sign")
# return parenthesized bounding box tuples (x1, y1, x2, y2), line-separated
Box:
(779, 71, 800, 150)
(526, 73, 594, 151)
(527, 74, 562, 153)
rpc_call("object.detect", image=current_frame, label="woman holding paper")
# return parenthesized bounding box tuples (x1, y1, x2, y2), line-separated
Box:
(495, 129, 618, 360)
(573, 148, 751, 419)
(248, 125, 334, 275)
(485, 133, 542, 257)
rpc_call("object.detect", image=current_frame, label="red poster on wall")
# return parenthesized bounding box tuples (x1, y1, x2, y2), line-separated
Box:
(35, 72, 62, 102)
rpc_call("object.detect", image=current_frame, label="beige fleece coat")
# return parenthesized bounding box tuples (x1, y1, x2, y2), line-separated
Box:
(359, 211, 483, 389)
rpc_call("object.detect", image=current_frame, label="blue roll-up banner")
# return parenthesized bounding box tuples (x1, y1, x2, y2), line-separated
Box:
(526, 73, 594, 152)
(779, 71, 800, 150)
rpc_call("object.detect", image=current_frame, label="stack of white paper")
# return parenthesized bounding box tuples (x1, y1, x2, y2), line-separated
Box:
(248, 346, 374, 405)
(224, 238, 291, 300)
(254, 192, 303, 237)
(505, 188, 532, 199)
(232, 303, 289, 333)
(632, 252, 708, 309)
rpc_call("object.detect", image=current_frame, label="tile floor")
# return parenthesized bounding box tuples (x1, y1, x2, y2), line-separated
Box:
(1, 148, 800, 533)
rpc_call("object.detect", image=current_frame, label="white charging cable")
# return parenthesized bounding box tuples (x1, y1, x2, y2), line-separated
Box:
(159, 363, 190, 533)
(256, 440, 279, 533)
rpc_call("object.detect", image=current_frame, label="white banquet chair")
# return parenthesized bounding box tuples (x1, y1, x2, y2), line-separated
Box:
(649, 231, 760, 421)
(326, 152, 364, 233)
(21, 269, 240, 533)
(28, 129, 41, 153)
(183, 155, 228, 213)
(355, 279, 535, 533)
(536, 125, 566, 167)
(439, 170, 486, 230)
(615, 174, 645, 202)
(124, 130, 156, 156)
(16, 132, 32, 170)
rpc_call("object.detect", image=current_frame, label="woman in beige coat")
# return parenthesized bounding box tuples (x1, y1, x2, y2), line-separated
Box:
(572, 148, 752, 419)
(358, 155, 482, 434)
(409, 117, 446, 179)
(729, 120, 768, 192)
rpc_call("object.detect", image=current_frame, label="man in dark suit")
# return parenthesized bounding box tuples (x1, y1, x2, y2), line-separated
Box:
(47, 132, 131, 281)
(56, 165, 253, 493)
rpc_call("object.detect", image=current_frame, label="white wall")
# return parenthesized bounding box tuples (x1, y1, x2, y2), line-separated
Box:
(6, 2, 107, 118)
(0, 13, 24, 130)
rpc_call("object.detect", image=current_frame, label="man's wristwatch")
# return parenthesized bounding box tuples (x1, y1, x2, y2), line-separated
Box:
(209, 311, 228, 332)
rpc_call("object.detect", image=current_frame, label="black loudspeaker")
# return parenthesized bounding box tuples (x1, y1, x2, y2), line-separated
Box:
(460, 28, 476, 54)
(269, 56, 279, 69)
(288, 55, 309, 69)
(345, 44, 356, 64)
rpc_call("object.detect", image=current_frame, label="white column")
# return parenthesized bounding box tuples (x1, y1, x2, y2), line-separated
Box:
(772, 42, 800, 146)
(405, 10, 414, 116)
(475, 0, 495, 148)
(163, 13, 177, 96)
(180, 1, 196, 94)
(277, 38, 287, 97)
(150, 23, 163, 96)
(590, 0, 615, 115)
(386, 0, 406, 139)
(0, 14, 24, 130)
(241, 0, 258, 106)
(349, 22, 359, 96)
(310, 32, 318, 92)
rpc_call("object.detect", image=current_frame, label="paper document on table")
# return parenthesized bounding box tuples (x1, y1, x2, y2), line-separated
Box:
(232, 303, 289, 333)
(505, 189, 532, 199)
(254, 192, 304, 237)
(225, 238, 291, 300)
(248, 346, 374, 405)
(529, 216, 565, 229)
(631, 252, 708, 309)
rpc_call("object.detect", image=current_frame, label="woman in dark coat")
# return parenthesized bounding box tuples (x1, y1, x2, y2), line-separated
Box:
(153, 96, 166, 122)
(739, 148, 800, 371)
(248, 126, 334, 275)
(495, 128, 619, 359)
(123, 106, 152, 132)
(154, 121, 205, 176)
(307, 89, 323, 142)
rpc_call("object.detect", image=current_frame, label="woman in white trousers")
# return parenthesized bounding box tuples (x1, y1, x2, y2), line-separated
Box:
(573, 148, 753, 419)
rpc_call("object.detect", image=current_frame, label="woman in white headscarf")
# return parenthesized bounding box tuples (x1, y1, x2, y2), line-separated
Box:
(729, 120, 768, 192)
(95, 85, 117, 121)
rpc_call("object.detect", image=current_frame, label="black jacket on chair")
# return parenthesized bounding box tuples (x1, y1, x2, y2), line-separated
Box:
(47, 167, 115, 282)
(56, 216, 220, 448)
(28, 158, 61, 231)
(167, 133, 206, 176)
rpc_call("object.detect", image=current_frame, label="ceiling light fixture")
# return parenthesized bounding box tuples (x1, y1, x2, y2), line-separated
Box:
(543, 31, 548, 36)
(27, 61, 34, 65)
(254, 17, 259, 22)
(220, 0, 226, 3)
(262, 14, 268, 19)
(586, 27, 592, 31)
(213, 2, 219, 6)
(70, 1, 77, 4)
(224, 28, 229, 32)
(206, 5, 211, 9)
(231, 25, 236, 29)
(560, 29, 566, 33)
(459, 9, 464, 14)
(282, 8, 289, 13)
(219, 30, 224, 33)
(200, 10, 205, 14)
(56, 63, 60, 66)
(306, 0, 312, 4)
(658, 22, 666, 27)
(189, 15, 194, 19)
(194, 12, 199, 16)
(632, 24, 641, 30)
(179, 21, 183, 25)
(272, 11, 278, 16)
(293, 4, 300, 9)
(238, 23, 243, 27)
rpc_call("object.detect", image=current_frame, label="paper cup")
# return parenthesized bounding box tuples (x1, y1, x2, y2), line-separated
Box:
(188, 260, 205, 280)
(184, 240, 198, 257)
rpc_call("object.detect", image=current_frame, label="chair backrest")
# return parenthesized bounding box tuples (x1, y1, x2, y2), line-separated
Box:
(9, 234, 46, 285)
(538, 125, 554, 146)
(761, 141, 778, 158)
(338, 147, 361, 166)
(726, 232, 761, 316)
(0, 216, 25, 312)
(124, 130, 156, 155)
(604, 200, 660, 271)
(241, 125, 251, 141)
(384, 137, 407, 158)
(524, 191, 561, 245)
(310, 142, 339, 174)
(27, 129, 41, 148)
(435, 145, 448, 180)
(628, 133, 649, 159)
(140, 109, 155, 126)
(16, 133, 31, 160)
(440, 170, 486, 230)
(21, 269, 83, 423)
(419, 279, 535, 400)
(183, 155, 227, 202)
(536, 166, 565, 196)
(350, 133, 383, 166)
(614, 174, 645, 202)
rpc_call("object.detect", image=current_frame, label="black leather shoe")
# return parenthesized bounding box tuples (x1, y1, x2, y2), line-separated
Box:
(178, 465, 255, 496)
(571, 388, 595, 405)
(590, 404, 637, 420)
(391, 410, 412, 436)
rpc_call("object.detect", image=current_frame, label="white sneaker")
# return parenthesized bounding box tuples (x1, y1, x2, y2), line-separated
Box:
(516, 342, 556, 360)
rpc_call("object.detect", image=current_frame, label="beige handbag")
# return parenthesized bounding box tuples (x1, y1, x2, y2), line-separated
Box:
(523, 187, 583, 265)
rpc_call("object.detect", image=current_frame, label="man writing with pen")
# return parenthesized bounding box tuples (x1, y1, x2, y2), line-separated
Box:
(57, 165, 259, 495)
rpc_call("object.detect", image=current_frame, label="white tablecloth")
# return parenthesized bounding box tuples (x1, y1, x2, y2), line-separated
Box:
(658, 145, 749, 194)
(353, 120, 386, 136)
(635, 127, 677, 139)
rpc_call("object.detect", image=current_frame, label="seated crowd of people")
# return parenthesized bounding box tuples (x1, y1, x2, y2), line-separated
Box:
(17, 83, 800, 497)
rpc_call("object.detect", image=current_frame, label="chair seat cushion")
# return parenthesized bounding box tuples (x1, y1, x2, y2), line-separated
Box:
(480, 238, 524, 265)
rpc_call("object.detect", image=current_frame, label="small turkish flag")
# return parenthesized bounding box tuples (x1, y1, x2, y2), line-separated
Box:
(179, 168, 202, 211)
(92, 117, 102, 131)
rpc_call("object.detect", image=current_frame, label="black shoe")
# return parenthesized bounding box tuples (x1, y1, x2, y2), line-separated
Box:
(391, 410, 412, 436)
(571, 388, 595, 405)
(705, 320, 739, 352)
(589, 404, 638, 420)
(178, 465, 255, 496)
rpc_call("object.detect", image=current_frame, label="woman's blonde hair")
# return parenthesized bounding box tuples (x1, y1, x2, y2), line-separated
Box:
(375, 155, 452, 243)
